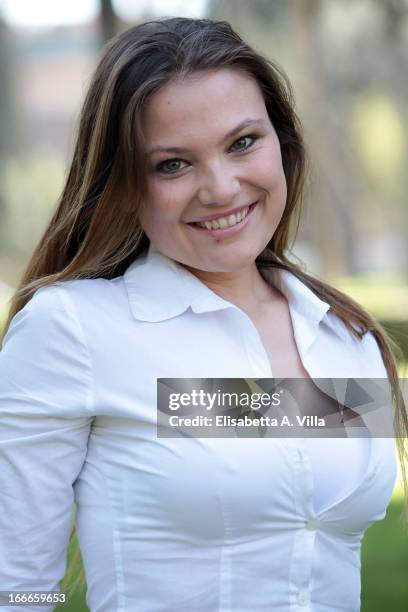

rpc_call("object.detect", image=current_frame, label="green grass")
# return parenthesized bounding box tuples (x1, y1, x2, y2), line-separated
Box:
(361, 496, 408, 610)
(56, 585, 88, 612)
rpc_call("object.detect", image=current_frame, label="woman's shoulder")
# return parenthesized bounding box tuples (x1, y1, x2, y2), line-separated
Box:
(37, 274, 128, 317)
(3, 274, 128, 350)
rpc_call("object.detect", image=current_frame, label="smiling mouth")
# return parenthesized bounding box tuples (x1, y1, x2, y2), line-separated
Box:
(188, 202, 257, 230)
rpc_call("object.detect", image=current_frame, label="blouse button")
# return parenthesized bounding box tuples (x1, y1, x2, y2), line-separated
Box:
(305, 518, 319, 530)
(297, 591, 310, 606)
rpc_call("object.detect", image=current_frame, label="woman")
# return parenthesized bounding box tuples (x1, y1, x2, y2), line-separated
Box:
(0, 17, 406, 612)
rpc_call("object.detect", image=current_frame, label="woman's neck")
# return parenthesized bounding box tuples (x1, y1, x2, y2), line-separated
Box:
(183, 261, 282, 313)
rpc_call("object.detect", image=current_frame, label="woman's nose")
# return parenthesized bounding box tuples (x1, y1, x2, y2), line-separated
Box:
(197, 161, 241, 207)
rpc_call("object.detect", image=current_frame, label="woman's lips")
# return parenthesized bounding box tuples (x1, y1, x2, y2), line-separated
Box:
(187, 201, 258, 240)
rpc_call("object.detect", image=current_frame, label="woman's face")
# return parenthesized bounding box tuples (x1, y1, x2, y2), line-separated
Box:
(140, 68, 287, 273)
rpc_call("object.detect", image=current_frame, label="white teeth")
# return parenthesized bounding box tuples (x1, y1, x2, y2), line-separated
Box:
(196, 206, 250, 230)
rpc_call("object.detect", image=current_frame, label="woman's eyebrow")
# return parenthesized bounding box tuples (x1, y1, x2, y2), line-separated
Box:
(147, 118, 266, 156)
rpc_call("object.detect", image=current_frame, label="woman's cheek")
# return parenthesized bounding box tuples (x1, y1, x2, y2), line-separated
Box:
(154, 178, 192, 213)
(248, 147, 285, 186)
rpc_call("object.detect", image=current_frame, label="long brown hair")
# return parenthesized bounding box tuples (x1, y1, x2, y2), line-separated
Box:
(2, 16, 407, 595)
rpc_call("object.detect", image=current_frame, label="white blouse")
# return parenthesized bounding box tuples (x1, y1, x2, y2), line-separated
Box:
(0, 242, 397, 611)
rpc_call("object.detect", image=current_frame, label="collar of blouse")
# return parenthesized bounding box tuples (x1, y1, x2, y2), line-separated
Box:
(123, 242, 350, 349)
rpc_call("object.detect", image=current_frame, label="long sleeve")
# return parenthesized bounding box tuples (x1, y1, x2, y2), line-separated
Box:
(0, 284, 94, 611)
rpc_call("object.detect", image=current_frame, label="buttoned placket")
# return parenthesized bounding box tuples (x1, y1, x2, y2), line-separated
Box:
(284, 341, 323, 612)
(215, 303, 323, 612)
(223, 304, 376, 612)
(289, 440, 317, 611)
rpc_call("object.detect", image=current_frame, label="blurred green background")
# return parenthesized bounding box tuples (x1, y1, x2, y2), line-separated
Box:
(0, 0, 407, 610)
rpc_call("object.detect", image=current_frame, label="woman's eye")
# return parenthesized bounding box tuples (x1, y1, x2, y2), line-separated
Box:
(155, 134, 259, 175)
(156, 159, 187, 175)
(230, 134, 258, 152)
